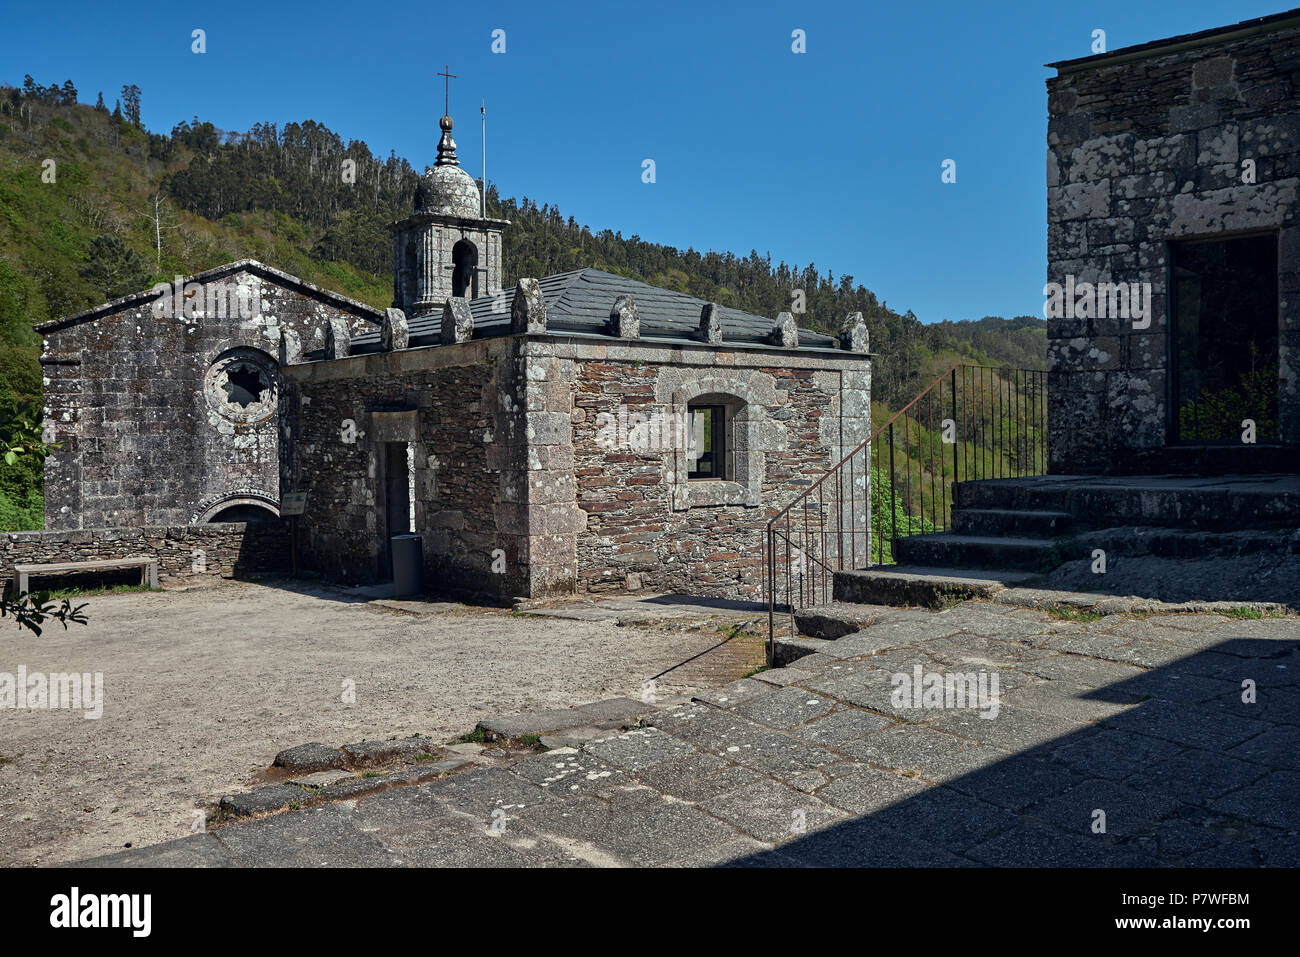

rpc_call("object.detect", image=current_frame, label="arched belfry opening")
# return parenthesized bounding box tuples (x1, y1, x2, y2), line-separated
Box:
(452, 239, 479, 299)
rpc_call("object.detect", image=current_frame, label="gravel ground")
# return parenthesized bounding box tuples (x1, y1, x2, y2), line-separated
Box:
(0, 578, 761, 866)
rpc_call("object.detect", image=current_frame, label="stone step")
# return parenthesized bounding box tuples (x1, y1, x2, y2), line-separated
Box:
(792, 602, 895, 640)
(1082, 525, 1300, 560)
(954, 478, 1071, 512)
(952, 474, 1300, 530)
(772, 634, 837, 667)
(894, 532, 1058, 571)
(832, 566, 1041, 608)
(951, 507, 1074, 537)
(477, 697, 654, 741)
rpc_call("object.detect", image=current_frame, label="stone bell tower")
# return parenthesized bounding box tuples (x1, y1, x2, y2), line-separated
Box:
(390, 110, 509, 319)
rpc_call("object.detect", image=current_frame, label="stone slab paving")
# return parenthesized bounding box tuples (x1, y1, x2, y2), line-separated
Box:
(79, 601, 1300, 868)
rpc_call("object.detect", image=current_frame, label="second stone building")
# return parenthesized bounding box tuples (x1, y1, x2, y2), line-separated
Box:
(280, 266, 872, 600)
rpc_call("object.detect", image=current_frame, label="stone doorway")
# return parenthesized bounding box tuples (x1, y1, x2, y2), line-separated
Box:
(380, 442, 413, 580)
(1169, 232, 1279, 445)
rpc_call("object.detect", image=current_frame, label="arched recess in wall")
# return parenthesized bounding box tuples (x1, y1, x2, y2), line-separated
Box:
(193, 491, 281, 524)
(452, 239, 479, 299)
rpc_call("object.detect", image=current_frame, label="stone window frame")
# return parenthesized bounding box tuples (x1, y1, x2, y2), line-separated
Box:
(204, 347, 277, 426)
(669, 379, 763, 511)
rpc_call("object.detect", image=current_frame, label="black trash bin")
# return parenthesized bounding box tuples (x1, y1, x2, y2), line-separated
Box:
(390, 534, 424, 598)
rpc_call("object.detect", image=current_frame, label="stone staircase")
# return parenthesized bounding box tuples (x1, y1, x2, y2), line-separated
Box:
(890, 478, 1079, 574)
(823, 473, 1300, 611)
(762, 357, 1299, 656)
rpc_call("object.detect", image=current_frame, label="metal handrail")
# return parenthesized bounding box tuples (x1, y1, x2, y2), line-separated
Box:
(763, 364, 1048, 663)
(767, 363, 963, 529)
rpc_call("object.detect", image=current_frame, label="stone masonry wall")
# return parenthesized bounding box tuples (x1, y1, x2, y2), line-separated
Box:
(1046, 23, 1300, 472)
(1, 522, 289, 595)
(280, 338, 527, 596)
(514, 344, 583, 596)
(39, 267, 379, 529)
(565, 342, 871, 600)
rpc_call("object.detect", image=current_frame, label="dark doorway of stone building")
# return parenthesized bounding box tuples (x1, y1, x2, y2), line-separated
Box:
(1170, 233, 1279, 448)
(380, 441, 413, 580)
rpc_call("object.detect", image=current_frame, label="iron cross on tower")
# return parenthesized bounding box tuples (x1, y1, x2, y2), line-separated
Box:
(437, 65, 456, 116)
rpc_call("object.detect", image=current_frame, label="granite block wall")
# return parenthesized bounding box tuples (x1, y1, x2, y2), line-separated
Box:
(1046, 21, 1300, 472)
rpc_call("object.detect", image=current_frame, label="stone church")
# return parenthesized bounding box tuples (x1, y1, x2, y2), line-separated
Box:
(35, 110, 873, 600)
(37, 262, 381, 528)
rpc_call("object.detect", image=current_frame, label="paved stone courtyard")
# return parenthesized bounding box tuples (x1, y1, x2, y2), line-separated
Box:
(0, 579, 763, 867)
(81, 599, 1300, 867)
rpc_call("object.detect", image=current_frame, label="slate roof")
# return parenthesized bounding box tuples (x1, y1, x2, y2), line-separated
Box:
(1047, 8, 1300, 73)
(346, 267, 843, 355)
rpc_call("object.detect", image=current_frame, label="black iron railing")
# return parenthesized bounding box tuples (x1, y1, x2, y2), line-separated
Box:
(764, 364, 1048, 662)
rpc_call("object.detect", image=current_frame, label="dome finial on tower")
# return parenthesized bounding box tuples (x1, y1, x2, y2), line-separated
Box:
(434, 65, 460, 167)
(435, 114, 459, 167)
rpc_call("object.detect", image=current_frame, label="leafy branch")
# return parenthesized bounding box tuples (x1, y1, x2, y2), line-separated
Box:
(2, 397, 59, 467)
(2, 401, 86, 634)
(1, 591, 88, 636)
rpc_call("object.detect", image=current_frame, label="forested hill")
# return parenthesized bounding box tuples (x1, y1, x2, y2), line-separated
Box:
(0, 76, 1045, 528)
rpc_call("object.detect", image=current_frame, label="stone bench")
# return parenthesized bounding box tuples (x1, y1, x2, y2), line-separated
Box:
(12, 557, 158, 595)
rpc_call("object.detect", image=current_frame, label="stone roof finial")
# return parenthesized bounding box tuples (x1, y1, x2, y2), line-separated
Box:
(382, 307, 410, 351)
(770, 312, 799, 349)
(609, 296, 640, 339)
(699, 303, 723, 344)
(511, 278, 547, 334)
(435, 115, 460, 168)
(278, 327, 302, 365)
(839, 312, 869, 353)
(324, 316, 351, 360)
(441, 298, 474, 344)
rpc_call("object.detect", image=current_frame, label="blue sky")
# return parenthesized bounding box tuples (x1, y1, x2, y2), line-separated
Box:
(1, 0, 1282, 322)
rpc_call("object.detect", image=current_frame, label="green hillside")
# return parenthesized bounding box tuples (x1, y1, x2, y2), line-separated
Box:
(0, 77, 1046, 531)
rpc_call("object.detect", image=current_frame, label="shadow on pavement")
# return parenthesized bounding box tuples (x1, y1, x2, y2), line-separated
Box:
(726, 635, 1300, 866)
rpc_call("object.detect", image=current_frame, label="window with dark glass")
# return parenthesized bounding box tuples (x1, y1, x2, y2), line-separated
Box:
(688, 404, 726, 479)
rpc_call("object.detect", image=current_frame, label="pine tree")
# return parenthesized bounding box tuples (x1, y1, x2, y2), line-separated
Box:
(120, 84, 141, 126)
(79, 234, 150, 300)
(95, 91, 106, 112)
